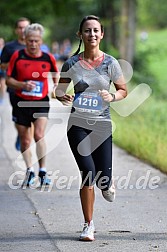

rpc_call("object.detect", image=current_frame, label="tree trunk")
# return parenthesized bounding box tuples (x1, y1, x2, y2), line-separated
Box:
(119, 0, 136, 65)
(98, 0, 118, 51)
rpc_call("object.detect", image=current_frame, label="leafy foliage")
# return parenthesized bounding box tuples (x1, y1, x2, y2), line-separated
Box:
(0, 0, 54, 41)
(0, 0, 54, 25)
(137, 0, 167, 28)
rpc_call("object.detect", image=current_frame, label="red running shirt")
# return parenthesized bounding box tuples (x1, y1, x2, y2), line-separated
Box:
(7, 49, 59, 100)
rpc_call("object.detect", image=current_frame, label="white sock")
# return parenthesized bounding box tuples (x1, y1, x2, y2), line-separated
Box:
(27, 167, 34, 172)
(39, 167, 46, 172)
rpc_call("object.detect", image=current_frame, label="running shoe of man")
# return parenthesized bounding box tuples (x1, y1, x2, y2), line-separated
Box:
(15, 135, 21, 151)
(38, 171, 51, 186)
(22, 170, 35, 188)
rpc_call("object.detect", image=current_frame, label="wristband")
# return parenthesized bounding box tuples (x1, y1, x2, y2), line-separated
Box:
(110, 93, 116, 102)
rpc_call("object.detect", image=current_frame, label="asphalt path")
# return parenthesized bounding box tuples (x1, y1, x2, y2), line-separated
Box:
(0, 93, 167, 252)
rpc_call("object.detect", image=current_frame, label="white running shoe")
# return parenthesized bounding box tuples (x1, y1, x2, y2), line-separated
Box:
(79, 220, 95, 241)
(102, 185, 116, 202)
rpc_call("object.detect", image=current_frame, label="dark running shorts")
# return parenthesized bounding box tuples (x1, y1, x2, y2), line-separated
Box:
(67, 117, 113, 189)
(12, 95, 50, 127)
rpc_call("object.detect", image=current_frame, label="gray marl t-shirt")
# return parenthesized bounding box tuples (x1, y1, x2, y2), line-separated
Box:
(60, 52, 123, 120)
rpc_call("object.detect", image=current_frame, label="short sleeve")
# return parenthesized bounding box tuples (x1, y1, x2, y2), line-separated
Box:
(6, 50, 19, 77)
(108, 59, 123, 83)
(61, 60, 70, 73)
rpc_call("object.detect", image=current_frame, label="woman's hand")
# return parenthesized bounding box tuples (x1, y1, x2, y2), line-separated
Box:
(99, 89, 114, 102)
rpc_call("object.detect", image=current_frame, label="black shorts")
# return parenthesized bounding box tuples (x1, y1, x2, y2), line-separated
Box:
(12, 95, 50, 127)
(67, 117, 113, 189)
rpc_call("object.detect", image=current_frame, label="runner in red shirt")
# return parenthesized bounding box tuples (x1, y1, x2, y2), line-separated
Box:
(6, 23, 59, 187)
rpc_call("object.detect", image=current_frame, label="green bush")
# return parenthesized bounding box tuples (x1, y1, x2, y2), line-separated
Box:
(112, 97, 167, 174)
(112, 28, 167, 174)
(0, 25, 13, 41)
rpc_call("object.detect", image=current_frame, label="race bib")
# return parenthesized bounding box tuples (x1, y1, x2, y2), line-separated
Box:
(22, 81, 43, 97)
(73, 92, 103, 113)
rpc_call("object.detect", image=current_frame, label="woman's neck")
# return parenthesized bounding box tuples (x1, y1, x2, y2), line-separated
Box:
(82, 49, 103, 62)
(79, 48, 104, 69)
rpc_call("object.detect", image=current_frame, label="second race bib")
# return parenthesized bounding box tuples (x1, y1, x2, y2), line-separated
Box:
(22, 81, 43, 97)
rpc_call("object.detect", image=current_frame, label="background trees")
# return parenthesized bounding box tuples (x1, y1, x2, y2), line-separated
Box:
(0, 0, 166, 64)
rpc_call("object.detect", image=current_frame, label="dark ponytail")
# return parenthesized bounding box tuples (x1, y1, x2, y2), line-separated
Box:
(73, 39, 82, 56)
(72, 15, 103, 56)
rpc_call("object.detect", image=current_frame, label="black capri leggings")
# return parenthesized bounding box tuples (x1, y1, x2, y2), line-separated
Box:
(67, 118, 113, 190)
